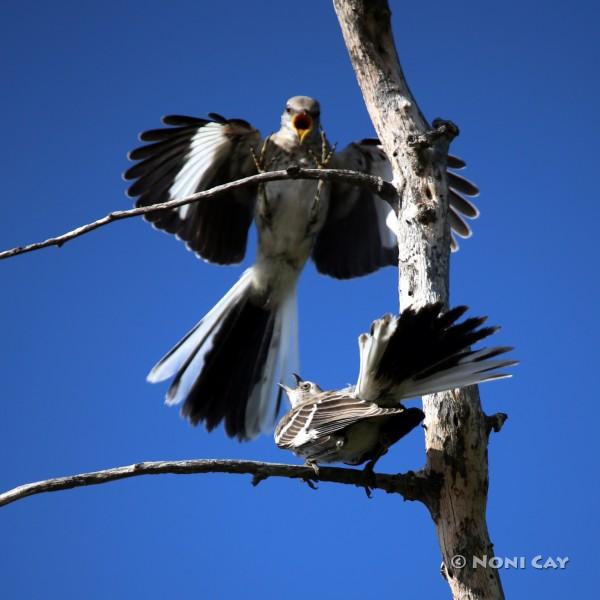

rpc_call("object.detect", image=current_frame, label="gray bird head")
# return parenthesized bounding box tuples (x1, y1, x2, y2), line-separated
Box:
(280, 96, 321, 144)
(279, 372, 323, 406)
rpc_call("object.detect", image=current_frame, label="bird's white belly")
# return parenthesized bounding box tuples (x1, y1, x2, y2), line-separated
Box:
(255, 178, 329, 276)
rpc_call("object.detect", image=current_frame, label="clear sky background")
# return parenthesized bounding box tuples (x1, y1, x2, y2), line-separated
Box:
(1, 1, 598, 598)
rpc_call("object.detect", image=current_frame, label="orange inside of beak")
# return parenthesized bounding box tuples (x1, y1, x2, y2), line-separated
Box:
(292, 114, 313, 140)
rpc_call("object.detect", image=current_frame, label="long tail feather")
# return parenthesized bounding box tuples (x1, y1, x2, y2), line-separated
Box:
(147, 268, 296, 440)
(356, 303, 517, 402)
(148, 269, 254, 383)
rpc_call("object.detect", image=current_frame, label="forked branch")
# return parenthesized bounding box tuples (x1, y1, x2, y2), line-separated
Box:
(333, 1, 506, 598)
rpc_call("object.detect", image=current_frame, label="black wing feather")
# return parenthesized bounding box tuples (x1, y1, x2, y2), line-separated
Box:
(375, 304, 502, 384)
(313, 142, 397, 279)
(125, 114, 261, 264)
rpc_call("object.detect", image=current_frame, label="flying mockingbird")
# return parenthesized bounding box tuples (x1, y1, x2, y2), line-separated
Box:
(124, 96, 481, 440)
(275, 303, 517, 471)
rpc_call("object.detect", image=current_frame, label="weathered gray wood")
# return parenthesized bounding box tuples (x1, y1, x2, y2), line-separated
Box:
(333, 2, 505, 598)
(0, 459, 431, 508)
(0, 167, 396, 261)
(1, 6, 506, 597)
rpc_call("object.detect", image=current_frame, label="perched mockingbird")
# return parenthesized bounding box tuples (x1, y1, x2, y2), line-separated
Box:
(275, 303, 516, 471)
(125, 96, 480, 440)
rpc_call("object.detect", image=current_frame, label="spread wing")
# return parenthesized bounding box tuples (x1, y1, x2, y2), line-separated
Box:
(124, 114, 261, 264)
(312, 141, 397, 279)
(313, 139, 480, 279)
(275, 392, 404, 449)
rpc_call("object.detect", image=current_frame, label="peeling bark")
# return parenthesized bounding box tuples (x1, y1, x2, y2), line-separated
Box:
(333, 2, 505, 598)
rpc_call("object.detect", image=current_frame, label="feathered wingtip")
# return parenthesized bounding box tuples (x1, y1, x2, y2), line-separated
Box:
(447, 154, 480, 252)
(356, 313, 397, 401)
(356, 303, 517, 401)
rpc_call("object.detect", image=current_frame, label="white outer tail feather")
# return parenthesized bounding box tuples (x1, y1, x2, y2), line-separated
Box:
(147, 268, 254, 387)
(355, 311, 517, 403)
(356, 314, 397, 401)
(245, 287, 299, 437)
(398, 365, 515, 399)
(147, 267, 298, 436)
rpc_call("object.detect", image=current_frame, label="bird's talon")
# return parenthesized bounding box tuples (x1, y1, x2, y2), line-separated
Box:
(250, 145, 265, 173)
(319, 131, 335, 167)
(363, 459, 377, 475)
(286, 165, 301, 178)
(303, 477, 319, 490)
(305, 460, 320, 476)
(251, 135, 272, 173)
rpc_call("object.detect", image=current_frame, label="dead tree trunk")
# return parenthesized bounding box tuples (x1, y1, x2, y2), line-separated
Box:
(333, 2, 505, 598)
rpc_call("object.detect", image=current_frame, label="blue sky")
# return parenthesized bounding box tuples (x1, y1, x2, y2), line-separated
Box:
(1, 1, 598, 598)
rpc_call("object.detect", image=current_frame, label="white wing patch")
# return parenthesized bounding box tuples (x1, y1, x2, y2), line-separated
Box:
(366, 146, 397, 249)
(383, 206, 399, 247)
(290, 404, 319, 447)
(168, 123, 231, 206)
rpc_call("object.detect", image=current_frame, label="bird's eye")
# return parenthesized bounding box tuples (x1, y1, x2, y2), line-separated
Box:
(301, 383, 311, 391)
(286, 107, 292, 114)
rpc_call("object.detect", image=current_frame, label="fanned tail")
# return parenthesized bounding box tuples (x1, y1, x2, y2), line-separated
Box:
(356, 303, 517, 402)
(147, 268, 298, 440)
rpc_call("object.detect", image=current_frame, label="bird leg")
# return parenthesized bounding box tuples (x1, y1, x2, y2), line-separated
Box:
(305, 459, 320, 477)
(308, 131, 336, 169)
(363, 460, 376, 475)
(359, 449, 388, 499)
(320, 131, 336, 167)
(256, 185, 273, 229)
(250, 134, 272, 173)
(249, 146, 263, 173)
(363, 447, 388, 475)
(304, 133, 336, 231)
(306, 181, 325, 232)
(303, 478, 319, 491)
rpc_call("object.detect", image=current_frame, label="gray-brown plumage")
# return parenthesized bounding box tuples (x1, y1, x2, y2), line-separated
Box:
(275, 304, 516, 469)
(275, 379, 424, 470)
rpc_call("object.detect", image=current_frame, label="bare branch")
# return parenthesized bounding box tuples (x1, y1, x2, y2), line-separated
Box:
(0, 458, 433, 508)
(0, 167, 397, 261)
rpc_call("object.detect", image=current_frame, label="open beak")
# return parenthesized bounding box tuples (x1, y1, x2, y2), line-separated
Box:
(292, 113, 313, 143)
(278, 383, 293, 394)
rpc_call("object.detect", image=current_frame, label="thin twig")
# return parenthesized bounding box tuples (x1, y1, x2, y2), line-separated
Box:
(0, 167, 397, 261)
(0, 458, 431, 508)
(406, 119, 460, 151)
(486, 412, 509, 435)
